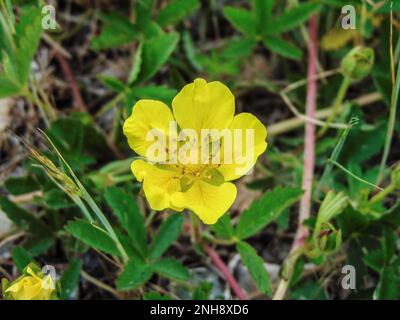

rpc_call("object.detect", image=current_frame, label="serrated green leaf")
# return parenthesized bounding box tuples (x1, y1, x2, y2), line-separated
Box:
(153, 258, 190, 280)
(117, 260, 153, 291)
(90, 13, 138, 50)
(156, 0, 199, 27)
(237, 241, 271, 295)
(12, 5, 42, 84)
(60, 260, 81, 299)
(268, 3, 320, 34)
(235, 187, 303, 239)
(66, 219, 121, 256)
(222, 7, 257, 38)
(135, 32, 179, 83)
(263, 36, 302, 60)
(12, 246, 33, 272)
(105, 187, 147, 256)
(149, 214, 183, 260)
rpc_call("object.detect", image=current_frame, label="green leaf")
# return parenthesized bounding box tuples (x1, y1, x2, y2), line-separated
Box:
(374, 262, 400, 300)
(268, 3, 320, 34)
(0, 197, 51, 236)
(236, 241, 272, 295)
(210, 214, 234, 239)
(156, 0, 199, 27)
(136, 0, 156, 36)
(117, 260, 153, 291)
(0, 75, 21, 98)
(235, 187, 303, 239)
(192, 282, 213, 300)
(60, 260, 81, 299)
(90, 13, 138, 50)
(382, 227, 396, 265)
(12, 5, 42, 84)
(144, 291, 172, 300)
(12, 247, 33, 272)
(105, 187, 147, 256)
(221, 38, 257, 59)
(43, 189, 75, 209)
(126, 85, 177, 106)
(66, 220, 121, 256)
(135, 32, 179, 83)
(182, 31, 202, 71)
(153, 258, 190, 280)
(4, 175, 39, 195)
(363, 249, 384, 273)
(98, 75, 126, 93)
(340, 120, 386, 163)
(128, 43, 143, 84)
(222, 7, 257, 38)
(252, 0, 273, 35)
(263, 36, 302, 60)
(46, 114, 109, 168)
(149, 214, 183, 260)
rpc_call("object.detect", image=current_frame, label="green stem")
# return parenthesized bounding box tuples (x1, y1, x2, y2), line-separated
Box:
(190, 212, 201, 244)
(72, 195, 94, 222)
(25, 88, 56, 125)
(318, 76, 351, 136)
(95, 92, 125, 118)
(369, 183, 396, 204)
(201, 232, 237, 246)
(377, 48, 400, 184)
(81, 187, 129, 263)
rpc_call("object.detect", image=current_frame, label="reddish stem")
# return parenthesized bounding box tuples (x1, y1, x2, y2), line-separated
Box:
(294, 14, 318, 250)
(273, 13, 319, 301)
(203, 244, 247, 300)
(54, 52, 87, 112)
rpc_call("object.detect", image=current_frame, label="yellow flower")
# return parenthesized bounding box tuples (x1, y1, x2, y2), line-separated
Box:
(4, 265, 56, 300)
(123, 78, 267, 224)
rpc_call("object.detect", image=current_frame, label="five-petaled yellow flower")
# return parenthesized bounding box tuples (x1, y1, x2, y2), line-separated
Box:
(123, 78, 267, 224)
(3, 264, 56, 300)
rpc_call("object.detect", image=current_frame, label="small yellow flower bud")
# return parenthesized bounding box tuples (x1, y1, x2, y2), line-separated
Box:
(3, 264, 56, 300)
(340, 47, 374, 82)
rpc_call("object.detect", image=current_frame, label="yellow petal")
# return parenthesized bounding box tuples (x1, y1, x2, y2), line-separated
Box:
(123, 100, 176, 160)
(172, 78, 235, 133)
(6, 277, 43, 300)
(131, 160, 182, 211)
(218, 112, 267, 181)
(21, 280, 44, 300)
(171, 180, 237, 224)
